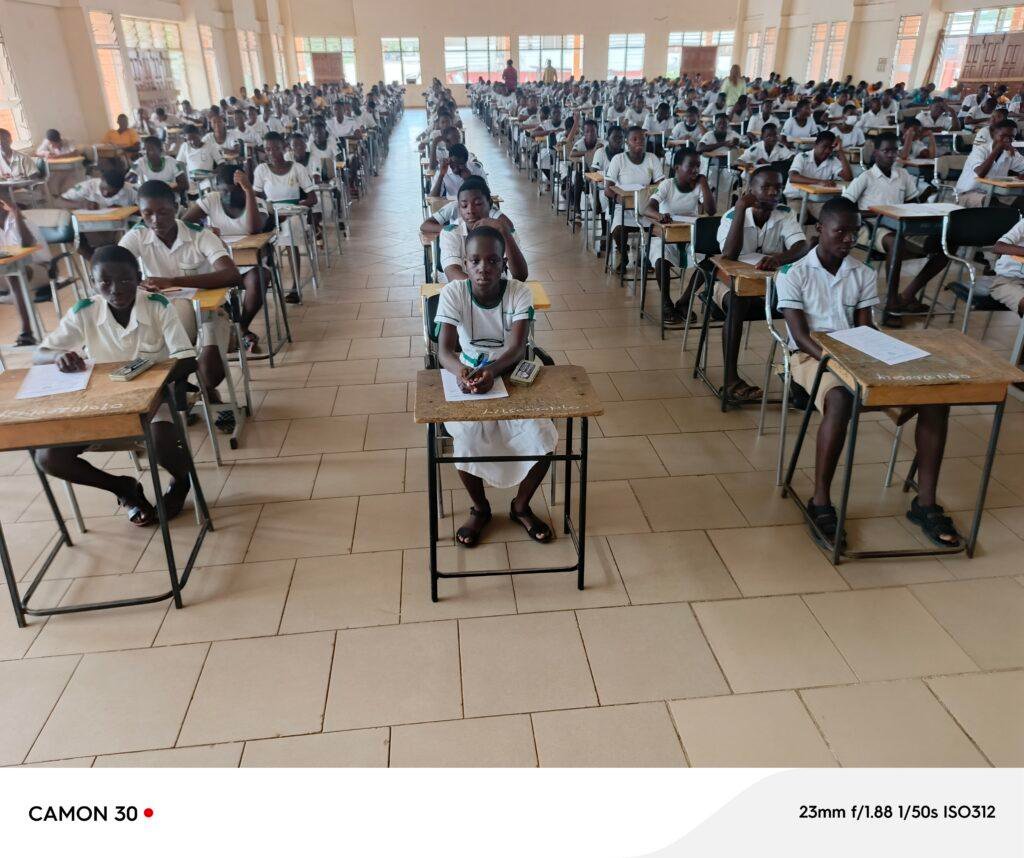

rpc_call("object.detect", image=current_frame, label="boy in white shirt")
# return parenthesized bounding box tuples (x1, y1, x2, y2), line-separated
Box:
(785, 131, 853, 219)
(780, 100, 820, 145)
(129, 136, 187, 197)
(669, 107, 704, 144)
(835, 106, 866, 149)
(739, 122, 793, 167)
(991, 218, 1024, 318)
(776, 196, 958, 550)
(0, 128, 39, 181)
(955, 120, 1024, 207)
(745, 101, 776, 137)
(177, 125, 222, 187)
(856, 98, 892, 133)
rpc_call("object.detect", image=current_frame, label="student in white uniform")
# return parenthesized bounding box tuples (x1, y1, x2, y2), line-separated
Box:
(438, 176, 526, 284)
(430, 143, 486, 198)
(835, 106, 866, 149)
(436, 225, 558, 547)
(33, 244, 198, 526)
(0, 188, 51, 345)
(670, 106, 704, 145)
(61, 168, 138, 258)
(183, 165, 269, 354)
(204, 114, 243, 160)
(604, 126, 666, 274)
(641, 148, 715, 326)
(177, 125, 222, 190)
(253, 131, 317, 301)
(991, 218, 1024, 318)
(738, 123, 794, 167)
(129, 136, 187, 197)
(780, 100, 820, 145)
(785, 130, 853, 219)
(745, 101, 776, 138)
(119, 180, 240, 427)
(0, 128, 38, 181)
(955, 120, 1024, 207)
(856, 98, 892, 133)
(642, 102, 673, 156)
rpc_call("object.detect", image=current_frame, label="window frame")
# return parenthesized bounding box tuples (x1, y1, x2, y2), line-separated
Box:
(516, 35, 584, 83)
(666, 30, 735, 79)
(294, 37, 356, 85)
(199, 24, 223, 104)
(380, 37, 422, 85)
(607, 32, 646, 80)
(443, 36, 511, 85)
(88, 10, 133, 127)
(932, 5, 1024, 89)
(891, 14, 922, 86)
(0, 25, 30, 147)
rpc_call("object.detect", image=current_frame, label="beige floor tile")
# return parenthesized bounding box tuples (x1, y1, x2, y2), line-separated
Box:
(608, 531, 741, 604)
(596, 400, 679, 436)
(178, 632, 333, 745)
(390, 715, 536, 767)
(0, 580, 69, 659)
(23, 515, 153, 581)
(927, 512, 1024, 579)
(216, 456, 320, 507)
(27, 573, 172, 657)
(909, 578, 1024, 670)
(381, 316, 422, 337)
(257, 387, 338, 421)
(357, 300, 414, 319)
(586, 436, 668, 481)
(135, 504, 262, 573)
(331, 382, 409, 415)
(401, 546, 516, 622)
(0, 655, 79, 766)
(832, 517, 955, 589)
(281, 338, 352, 365)
(280, 551, 401, 633)
(241, 728, 390, 767)
(155, 560, 294, 646)
(545, 480, 650, 536)
(631, 475, 746, 532)
(707, 525, 848, 597)
(21, 757, 95, 767)
(324, 621, 461, 730)
(0, 475, 52, 524)
(29, 644, 208, 762)
(669, 691, 837, 767)
(534, 702, 686, 767)
(352, 492, 432, 552)
(459, 611, 597, 717)
(94, 743, 243, 767)
(312, 449, 407, 498)
(347, 336, 412, 359)
(716, 469, 816, 527)
(375, 356, 424, 383)
(926, 671, 1024, 766)
(245, 497, 358, 561)
(194, 419, 291, 462)
(726, 426, 818, 473)
(694, 596, 856, 692)
(801, 679, 987, 766)
(578, 603, 729, 704)
(2, 520, 59, 575)
(663, 396, 759, 432)
(804, 588, 978, 681)
(509, 537, 628, 612)
(249, 362, 312, 390)
(607, 370, 690, 401)
(279, 415, 368, 457)
(650, 432, 753, 477)
(305, 358, 379, 387)
(363, 412, 424, 450)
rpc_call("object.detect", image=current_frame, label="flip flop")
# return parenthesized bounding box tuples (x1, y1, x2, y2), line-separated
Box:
(725, 381, 764, 404)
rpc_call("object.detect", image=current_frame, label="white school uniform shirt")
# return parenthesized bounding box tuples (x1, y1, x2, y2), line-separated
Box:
(605, 151, 665, 189)
(130, 156, 185, 187)
(0, 147, 36, 179)
(842, 164, 919, 208)
(589, 145, 618, 174)
(642, 115, 673, 136)
(35, 138, 76, 157)
(435, 278, 535, 369)
(740, 141, 794, 165)
(785, 151, 844, 197)
(745, 112, 775, 136)
(716, 204, 805, 258)
(836, 125, 866, 148)
(856, 110, 891, 132)
(178, 139, 221, 173)
(196, 192, 267, 237)
(698, 130, 740, 149)
(119, 220, 229, 278)
(702, 101, 725, 118)
(437, 219, 516, 281)
(204, 130, 243, 156)
(327, 116, 361, 139)
(266, 116, 287, 134)
(647, 178, 704, 266)
(437, 157, 486, 198)
(825, 102, 847, 120)
(253, 161, 316, 205)
(775, 249, 879, 350)
(780, 116, 819, 140)
(624, 108, 646, 127)
(62, 178, 137, 208)
(39, 291, 195, 364)
(918, 112, 954, 131)
(955, 143, 1024, 195)
(430, 201, 501, 227)
(994, 219, 1024, 279)
(669, 121, 703, 143)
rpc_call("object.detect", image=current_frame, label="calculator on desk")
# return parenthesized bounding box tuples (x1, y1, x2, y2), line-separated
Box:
(109, 357, 154, 381)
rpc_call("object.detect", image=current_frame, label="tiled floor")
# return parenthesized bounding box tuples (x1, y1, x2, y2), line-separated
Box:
(1, 108, 1022, 768)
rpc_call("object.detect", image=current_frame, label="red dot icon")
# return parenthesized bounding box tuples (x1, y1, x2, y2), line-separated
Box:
(144, 808, 154, 818)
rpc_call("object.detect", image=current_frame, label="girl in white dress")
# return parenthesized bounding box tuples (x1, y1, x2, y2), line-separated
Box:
(604, 126, 666, 274)
(436, 226, 557, 547)
(129, 136, 187, 197)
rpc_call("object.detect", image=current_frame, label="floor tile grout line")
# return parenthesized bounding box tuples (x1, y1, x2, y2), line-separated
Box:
(171, 641, 213, 749)
(20, 652, 84, 765)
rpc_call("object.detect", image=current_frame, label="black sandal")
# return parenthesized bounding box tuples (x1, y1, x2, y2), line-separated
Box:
(509, 502, 552, 543)
(284, 290, 301, 304)
(456, 505, 492, 547)
(162, 479, 191, 521)
(725, 381, 764, 404)
(214, 409, 236, 434)
(907, 497, 962, 548)
(117, 479, 157, 527)
(14, 332, 36, 347)
(805, 501, 846, 552)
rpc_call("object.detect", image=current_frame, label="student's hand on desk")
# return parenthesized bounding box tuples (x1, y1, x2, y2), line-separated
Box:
(82, 201, 99, 211)
(56, 351, 87, 373)
(658, 212, 674, 224)
(461, 366, 494, 394)
(755, 255, 783, 271)
(141, 276, 179, 292)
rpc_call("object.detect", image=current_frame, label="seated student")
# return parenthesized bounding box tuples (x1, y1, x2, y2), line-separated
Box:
(899, 117, 937, 162)
(102, 113, 141, 158)
(972, 106, 1010, 148)
(918, 98, 960, 137)
(642, 102, 673, 156)
(33, 245, 198, 526)
(856, 97, 892, 134)
(777, 196, 959, 549)
(991, 216, 1024, 320)
(128, 136, 187, 197)
(669, 106, 704, 145)
(119, 180, 241, 431)
(625, 94, 648, 128)
(835, 105, 866, 149)
(738, 122, 793, 167)
(605, 126, 666, 275)
(745, 100, 776, 138)
(430, 126, 462, 171)
(306, 120, 339, 175)
(244, 106, 269, 145)
(642, 148, 715, 327)
(204, 113, 243, 160)
(35, 128, 82, 197)
(780, 99, 820, 145)
(438, 176, 526, 283)
(435, 225, 557, 547)
(955, 119, 1024, 209)
(605, 93, 628, 127)
(702, 92, 728, 120)
(61, 168, 137, 259)
(183, 165, 268, 354)
(697, 113, 741, 154)
(177, 124, 222, 189)
(0, 189, 52, 345)
(253, 131, 316, 302)
(717, 165, 808, 403)
(842, 132, 946, 324)
(785, 130, 853, 219)
(0, 128, 39, 180)
(430, 142, 486, 198)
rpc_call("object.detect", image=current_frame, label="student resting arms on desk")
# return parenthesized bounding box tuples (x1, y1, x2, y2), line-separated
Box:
(0, 189, 52, 346)
(776, 197, 959, 549)
(435, 225, 557, 547)
(32, 245, 198, 527)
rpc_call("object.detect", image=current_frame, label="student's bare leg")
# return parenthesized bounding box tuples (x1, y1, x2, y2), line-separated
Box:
(240, 268, 265, 332)
(913, 404, 949, 508)
(611, 226, 627, 273)
(34, 445, 147, 505)
(7, 274, 34, 344)
(198, 344, 226, 403)
(511, 459, 553, 540)
(456, 468, 491, 545)
(811, 387, 853, 506)
(721, 295, 759, 396)
(899, 247, 949, 307)
(150, 421, 191, 518)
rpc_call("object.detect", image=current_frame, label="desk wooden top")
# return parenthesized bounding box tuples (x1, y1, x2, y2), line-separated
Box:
(712, 255, 771, 297)
(193, 286, 231, 312)
(790, 181, 844, 195)
(419, 280, 551, 310)
(978, 176, 1024, 189)
(815, 330, 1024, 407)
(426, 195, 447, 213)
(0, 361, 172, 451)
(0, 245, 41, 267)
(584, 171, 604, 183)
(47, 155, 84, 166)
(414, 364, 603, 424)
(868, 203, 961, 220)
(74, 205, 139, 223)
(651, 221, 692, 242)
(223, 231, 275, 265)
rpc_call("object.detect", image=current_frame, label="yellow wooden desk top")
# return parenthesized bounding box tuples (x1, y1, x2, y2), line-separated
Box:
(414, 364, 603, 424)
(419, 280, 551, 310)
(978, 177, 1024, 188)
(712, 254, 771, 298)
(702, 148, 734, 159)
(584, 171, 604, 183)
(650, 221, 693, 242)
(193, 286, 231, 312)
(0, 361, 172, 451)
(815, 329, 1024, 407)
(74, 205, 139, 223)
(426, 195, 447, 214)
(0, 245, 42, 267)
(790, 181, 844, 195)
(47, 155, 85, 166)
(222, 232, 275, 266)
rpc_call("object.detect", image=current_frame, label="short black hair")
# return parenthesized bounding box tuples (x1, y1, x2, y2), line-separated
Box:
(874, 131, 899, 148)
(626, 125, 645, 137)
(751, 164, 783, 183)
(137, 179, 176, 203)
(994, 119, 1019, 133)
(263, 131, 285, 144)
(672, 146, 700, 168)
(142, 135, 163, 148)
(448, 142, 469, 162)
(183, 124, 200, 136)
(815, 130, 836, 145)
(760, 122, 778, 133)
(91, 244, 141, 276)
(466, 224, 505, 253)
(101, 168, 127, 190)
(819, 196, 860, 224)
(457, 175, 491, 203)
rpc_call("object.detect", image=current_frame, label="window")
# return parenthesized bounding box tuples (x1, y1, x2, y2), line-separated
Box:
(443, 36, 510, 84)
(0, 26, 30, 146)
(824, 22, 847, 81)
(666, 31, 734, 79)
(272, 33, 287, 87)
(237, 30, 262, 92)
(88, 11, 132, 126)
(806, 23, 828, 81)
(381, 37, 421, 84)
(762, 27, 777, 77)
(517, 35, 584, 82)
(122, 16, 192, 104)
(607, 33, 645, 80)
(933, 6, 1024, 90)
(199, 24, 222, 104)
(745, 31, 762, 79)
(891, 15, 921, 86)
(295, 37, 356, 84)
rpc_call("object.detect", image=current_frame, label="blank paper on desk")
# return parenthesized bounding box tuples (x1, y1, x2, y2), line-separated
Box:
(16, 362, 94, 399)
(827, 327, 929, 366)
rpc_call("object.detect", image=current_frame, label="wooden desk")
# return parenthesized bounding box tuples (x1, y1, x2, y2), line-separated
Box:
(0, 361, 213, 626)
(782, 330, 1024, 564)
(222, 231, 275, 267)
(73, 205, 139, 236)
(0, 244, 44, 340)
(425, 195, 447, 214)
(222, 232, 290, 367)
(414, 365, 604, 601)
(583, 171, 604, 184)
(711, 254, 771, 297)
(46, 155, 84, 168)
(790, 181, 844, 226)
(650, 220, 692, 244)
(979, 176, 1024, 205)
